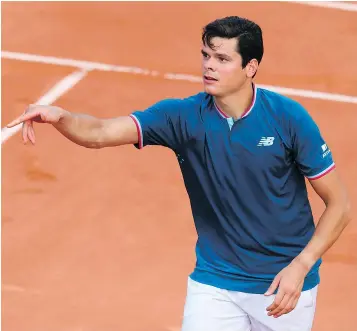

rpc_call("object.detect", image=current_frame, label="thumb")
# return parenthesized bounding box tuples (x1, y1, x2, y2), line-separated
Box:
(264, 273, 281, 296)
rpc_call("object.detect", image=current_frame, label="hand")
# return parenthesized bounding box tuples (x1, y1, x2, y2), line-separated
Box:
(7, 105, 66, 145)
(264, 259, 310, 318)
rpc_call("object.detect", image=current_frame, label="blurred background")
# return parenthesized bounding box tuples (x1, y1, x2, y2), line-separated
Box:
(2, 2, 357, 331)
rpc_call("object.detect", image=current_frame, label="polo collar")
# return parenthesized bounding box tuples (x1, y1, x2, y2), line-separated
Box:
(214, 83, 257, 120)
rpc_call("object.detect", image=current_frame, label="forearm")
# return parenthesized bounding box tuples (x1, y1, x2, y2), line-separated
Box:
(295, 201, 351, 271)
(53, 108, 104, 148)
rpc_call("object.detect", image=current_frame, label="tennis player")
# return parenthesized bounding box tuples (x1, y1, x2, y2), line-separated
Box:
(7, 16, 351, 331)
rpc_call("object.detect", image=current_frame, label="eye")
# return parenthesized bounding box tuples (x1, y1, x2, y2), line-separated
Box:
(201, 51, 209, 58)
(218, 57, 228, 63)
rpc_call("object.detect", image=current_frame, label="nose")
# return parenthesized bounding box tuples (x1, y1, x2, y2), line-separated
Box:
(203, 57, 216, 72)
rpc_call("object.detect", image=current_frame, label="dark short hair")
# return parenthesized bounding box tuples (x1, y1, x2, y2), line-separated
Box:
(202, 16, 264, 68)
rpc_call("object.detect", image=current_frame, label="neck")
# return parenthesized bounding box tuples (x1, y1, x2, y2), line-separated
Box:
(214, 81, 255, 120)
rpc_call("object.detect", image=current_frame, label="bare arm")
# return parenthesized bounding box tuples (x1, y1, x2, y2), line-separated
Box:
(54, 110, 138, 148)
(265, 168, 351, 318)
(295, 169, 352, 269)
(7, 105, 138, 149)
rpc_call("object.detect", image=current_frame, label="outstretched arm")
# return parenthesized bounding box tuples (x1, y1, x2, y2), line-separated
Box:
(7, 105, 138, 149)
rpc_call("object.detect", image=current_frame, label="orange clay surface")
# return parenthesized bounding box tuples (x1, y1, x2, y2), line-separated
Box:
(2, 2, 357, 331)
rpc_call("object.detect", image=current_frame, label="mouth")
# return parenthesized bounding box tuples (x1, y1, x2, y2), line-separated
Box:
(204, 75, 218, 81)
(203, 75, 218, 84)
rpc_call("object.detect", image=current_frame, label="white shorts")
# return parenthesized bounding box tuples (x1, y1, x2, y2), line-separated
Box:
(181, 277, 318, 331)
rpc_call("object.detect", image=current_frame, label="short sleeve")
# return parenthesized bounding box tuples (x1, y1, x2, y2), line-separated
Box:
(290, 105, 335, 180)
(129, 98, 186, 151)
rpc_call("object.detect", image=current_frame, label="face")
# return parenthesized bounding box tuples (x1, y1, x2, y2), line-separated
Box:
(201, 37, 258, 97)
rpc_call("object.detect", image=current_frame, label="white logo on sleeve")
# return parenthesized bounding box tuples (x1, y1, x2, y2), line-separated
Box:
(257, 137, 275, 146)
(321, 143, 331, 158)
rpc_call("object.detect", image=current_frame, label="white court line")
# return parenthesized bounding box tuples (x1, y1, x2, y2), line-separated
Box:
(257, 84, 357, 104)
(2, 51, 357, 104)
(1, 69, 88, 144)
(293, 1, 357, 12)
(1, 51, 158, 76)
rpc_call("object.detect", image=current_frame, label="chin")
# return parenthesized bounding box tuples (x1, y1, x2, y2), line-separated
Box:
(203, 84, 222, 97)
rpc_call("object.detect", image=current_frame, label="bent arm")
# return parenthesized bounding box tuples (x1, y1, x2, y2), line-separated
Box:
(295, 169, 352, 270)
(54, 110, 138, 149)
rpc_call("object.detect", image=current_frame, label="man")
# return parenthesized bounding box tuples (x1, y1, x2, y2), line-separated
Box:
(7, 16, 351, 331)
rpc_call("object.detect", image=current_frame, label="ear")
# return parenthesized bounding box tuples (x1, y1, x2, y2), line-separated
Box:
(245, 59, 259, 78)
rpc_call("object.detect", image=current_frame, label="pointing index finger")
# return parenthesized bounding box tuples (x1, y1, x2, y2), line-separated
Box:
(7, 111, 40, 128)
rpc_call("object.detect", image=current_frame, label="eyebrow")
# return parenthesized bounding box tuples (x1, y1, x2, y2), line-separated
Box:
(201, 49, 232, 60)
(215, 52, 231, 59)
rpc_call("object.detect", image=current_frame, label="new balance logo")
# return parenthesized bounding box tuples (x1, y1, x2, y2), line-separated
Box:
(257, 137, 275, 146)
(321, 144, 330, 158)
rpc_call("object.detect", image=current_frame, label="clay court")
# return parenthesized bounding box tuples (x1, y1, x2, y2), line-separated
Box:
(1, 2, 357, 331)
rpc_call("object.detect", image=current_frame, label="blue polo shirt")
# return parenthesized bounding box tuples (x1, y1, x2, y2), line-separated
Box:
(130, 84, 335, 294)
